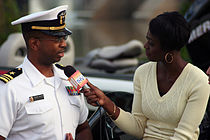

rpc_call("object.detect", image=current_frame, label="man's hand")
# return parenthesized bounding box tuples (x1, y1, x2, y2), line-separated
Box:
(75, 120, 92, 140)
(65, 133, 73, 140)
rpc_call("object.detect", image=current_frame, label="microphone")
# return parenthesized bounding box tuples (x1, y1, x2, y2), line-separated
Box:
(64, 65, 88, 92)
(64, 65, 100, 106)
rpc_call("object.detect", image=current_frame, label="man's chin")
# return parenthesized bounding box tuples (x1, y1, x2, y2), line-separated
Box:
(54, 57, 62, 63)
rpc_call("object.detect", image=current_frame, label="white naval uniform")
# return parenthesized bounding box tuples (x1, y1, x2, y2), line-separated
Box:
(0, 57, 89, 140)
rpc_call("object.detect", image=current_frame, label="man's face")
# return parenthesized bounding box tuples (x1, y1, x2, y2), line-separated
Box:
(35, 34, 68, 65)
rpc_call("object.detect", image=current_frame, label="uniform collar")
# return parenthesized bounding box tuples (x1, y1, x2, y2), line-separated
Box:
(22, 57, 68, 87)
(22, 57, 46, 87)
(53, 64, 68, 80)
(53, 64, 69, 89)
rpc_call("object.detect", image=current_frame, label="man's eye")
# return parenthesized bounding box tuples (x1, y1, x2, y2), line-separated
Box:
(56, 38, 61, 42)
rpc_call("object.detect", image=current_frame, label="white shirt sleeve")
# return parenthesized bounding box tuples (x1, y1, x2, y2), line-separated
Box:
(78, 93, 89, 125)
(0, 82, 17, 138)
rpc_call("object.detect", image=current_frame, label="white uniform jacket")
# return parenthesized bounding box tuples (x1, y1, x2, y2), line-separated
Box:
(0, 57, 89, 140)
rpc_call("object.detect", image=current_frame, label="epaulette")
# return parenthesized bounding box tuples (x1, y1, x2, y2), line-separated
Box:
(55, 63, 65, 70)
(0, 68, 22, 83)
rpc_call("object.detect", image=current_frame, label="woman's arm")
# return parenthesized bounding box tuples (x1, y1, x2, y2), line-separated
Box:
(171, 78, 210, 139)
(83, 82, 120, 120)
(84, 67, 147, 138)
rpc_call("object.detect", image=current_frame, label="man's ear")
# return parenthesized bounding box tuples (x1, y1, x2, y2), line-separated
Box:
(28, 38, 40, 51)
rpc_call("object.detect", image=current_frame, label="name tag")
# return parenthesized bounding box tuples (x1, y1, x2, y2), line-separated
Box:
(29, 94, 44, 102)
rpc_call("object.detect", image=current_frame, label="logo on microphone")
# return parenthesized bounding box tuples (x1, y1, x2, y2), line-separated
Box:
(68, 70, 88, 92)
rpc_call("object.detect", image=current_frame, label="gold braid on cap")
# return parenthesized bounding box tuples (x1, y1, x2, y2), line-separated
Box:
(31, 24, 65, 30)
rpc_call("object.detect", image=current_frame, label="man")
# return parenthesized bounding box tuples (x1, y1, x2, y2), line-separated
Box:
(0, 5, 92, 140)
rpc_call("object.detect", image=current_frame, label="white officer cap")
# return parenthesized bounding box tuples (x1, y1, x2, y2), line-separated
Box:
(11, 5, 72, 36)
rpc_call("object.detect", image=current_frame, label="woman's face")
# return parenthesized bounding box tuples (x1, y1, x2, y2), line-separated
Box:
(144, 30, 165, 62)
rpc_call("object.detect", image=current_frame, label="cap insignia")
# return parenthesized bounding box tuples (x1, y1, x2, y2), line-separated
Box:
(58, 10, 66, 25)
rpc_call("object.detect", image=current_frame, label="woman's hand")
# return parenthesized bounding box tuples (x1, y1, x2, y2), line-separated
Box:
(82, 81, 120, 120)
(82, 81, 106, 106)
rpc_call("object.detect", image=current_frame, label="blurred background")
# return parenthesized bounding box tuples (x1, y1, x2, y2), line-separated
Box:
(0, 0, 193, 72)
(1, 1, 210, 140)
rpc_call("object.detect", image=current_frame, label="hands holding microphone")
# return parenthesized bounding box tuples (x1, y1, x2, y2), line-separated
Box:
(64, 65, 120, 120)
(82, 81, 120, 120)
(82, 82, 105, 106)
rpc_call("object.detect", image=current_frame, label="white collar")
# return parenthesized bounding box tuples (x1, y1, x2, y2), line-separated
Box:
(21, 57, 68, 87)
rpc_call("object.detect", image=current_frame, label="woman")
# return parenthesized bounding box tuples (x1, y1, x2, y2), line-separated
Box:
(84, 12, 210, 140)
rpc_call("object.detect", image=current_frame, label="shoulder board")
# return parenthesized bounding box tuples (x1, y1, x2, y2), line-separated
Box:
(0, 68, 22, 83)
(55, 63, 65, 70)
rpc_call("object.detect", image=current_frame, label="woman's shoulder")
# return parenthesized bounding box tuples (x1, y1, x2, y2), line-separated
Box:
(133, 62, 156, 79)
(186, 63, 208, 82)
(185, 63, 210, 97)
(136, 61, 156, 73)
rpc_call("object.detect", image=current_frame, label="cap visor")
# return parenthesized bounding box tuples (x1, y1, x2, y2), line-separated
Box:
(41, 27, 72, 36)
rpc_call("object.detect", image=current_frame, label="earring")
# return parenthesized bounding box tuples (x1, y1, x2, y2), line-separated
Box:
(165, 52, 173, 63)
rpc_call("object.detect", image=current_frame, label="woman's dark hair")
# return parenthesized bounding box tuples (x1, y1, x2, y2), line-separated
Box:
(149, 11, 190, 51)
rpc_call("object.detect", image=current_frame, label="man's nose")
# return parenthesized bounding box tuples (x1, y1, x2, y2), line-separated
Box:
(144, 42, 148, 49)
(59, 39, 67, 47)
